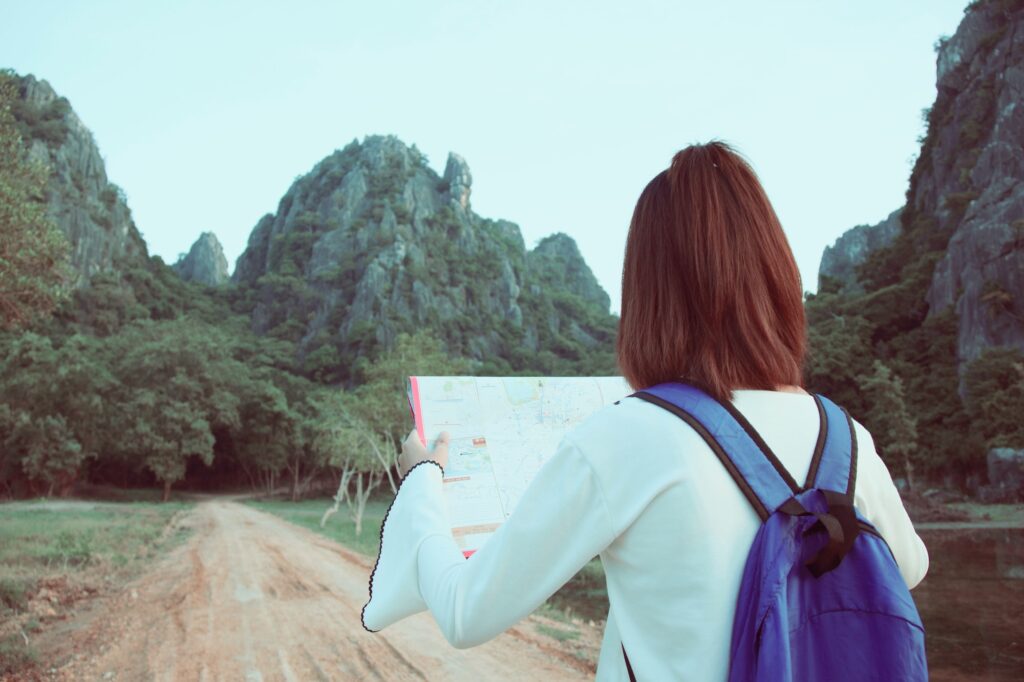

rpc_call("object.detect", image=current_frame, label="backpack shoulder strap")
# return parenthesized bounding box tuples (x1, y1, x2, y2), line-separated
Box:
(808, 394, 858, 497)
(632, 381, 800, 521)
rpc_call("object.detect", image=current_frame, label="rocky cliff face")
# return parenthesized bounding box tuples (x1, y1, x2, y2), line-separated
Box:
(818, 1, 1024, 371)
(233, 135, 616, 376)
(12, 74, 147, 288)
(922, 1, 1024, 366)
(818, 208, 902, 293)
(173, 232, 229, 286)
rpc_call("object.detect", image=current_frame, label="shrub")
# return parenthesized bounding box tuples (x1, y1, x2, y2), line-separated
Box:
(53, 529, 94, 567)
(0, 577, 35, 613)
(964, 347, 1024, 449)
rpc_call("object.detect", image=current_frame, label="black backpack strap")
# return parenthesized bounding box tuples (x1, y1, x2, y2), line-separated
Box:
(802, 395, 829, 489)
(630, 381, 800, 521)
(809, 394, 858, 496)
(801, 394, 862, 576)
(622, 642, 637, 681)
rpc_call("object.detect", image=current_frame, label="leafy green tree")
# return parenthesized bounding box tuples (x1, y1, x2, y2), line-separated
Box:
(317, 331, 469, 533)
(319, 400, 388, 536)
(9, 412, 82, 496)
(0, 402, 16, 496)
(860, 360, 921, 490)
(353, 330, 470, 439)
(270, 372, 336, 501)
(107, 318, 246, 499)
(803, 305, 874, 416)
(0, 69, 70, 329)
(0, 332, 111, 494)
(964, 346, 1024, 449)
(121, 388, 215, 501)
(233, 374, 293, 494)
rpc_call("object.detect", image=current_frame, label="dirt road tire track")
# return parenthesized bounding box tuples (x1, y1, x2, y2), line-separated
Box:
(34, 501, 597, 681)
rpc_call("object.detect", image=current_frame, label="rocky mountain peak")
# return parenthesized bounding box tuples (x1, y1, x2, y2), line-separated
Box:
(173, 232, 229, 286)
(230, 134, 616, 379)
(818, 208, 902, 293)
(923, 1, 1024, 367)
(816, 1, 1024, 375)
(528, 233, 611, 312)
(12, 72, 147, 287)
(442, 152, 472, 210)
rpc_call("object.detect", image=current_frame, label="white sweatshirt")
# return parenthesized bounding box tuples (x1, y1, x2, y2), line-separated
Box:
(362, 389, 930, 681)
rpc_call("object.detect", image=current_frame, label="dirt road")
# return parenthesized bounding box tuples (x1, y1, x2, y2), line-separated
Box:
(40, 501, 598, 681)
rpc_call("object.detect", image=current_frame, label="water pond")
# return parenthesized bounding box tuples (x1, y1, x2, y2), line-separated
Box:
(915, 528, 1023, 681)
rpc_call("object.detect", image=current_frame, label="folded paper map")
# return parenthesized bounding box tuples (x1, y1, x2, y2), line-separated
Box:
(408, 376, 631, 557)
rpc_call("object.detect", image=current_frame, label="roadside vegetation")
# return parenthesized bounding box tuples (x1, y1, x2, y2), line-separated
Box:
(245, 496, 390, 559)
(0, 496, 193, 675)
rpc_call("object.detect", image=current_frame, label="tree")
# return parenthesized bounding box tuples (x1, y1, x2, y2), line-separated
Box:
(0, 69, 70, 329)
(320, 332, 468, 534)
(108, 318, 246, 500)
(0, 332, 110, 494)
(277, 378, 337, 501)
(0, 402, 15, 496)
(353, 330, 470, 441)
(233, 375, 293, 495)
(316, 391, 393, 536)
(964, 346, 1024, 450)
(860, 361, 920, 490)
(10, 412, 82, 496)
(120, 388, 214, 501)
(803, 309, 874, 417)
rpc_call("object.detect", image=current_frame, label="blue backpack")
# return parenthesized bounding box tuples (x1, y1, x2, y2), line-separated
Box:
(619, 381, 927, 681)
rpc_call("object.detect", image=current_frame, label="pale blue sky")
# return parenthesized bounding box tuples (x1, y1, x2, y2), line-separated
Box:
(2, 1, 969, 312)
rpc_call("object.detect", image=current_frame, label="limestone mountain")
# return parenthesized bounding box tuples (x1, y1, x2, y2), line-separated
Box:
(819, 0, 1024, 372)
(922, 2, 1024, 367)
(233, 135, 617, 379)
(10, 74, 147, 288)
(174, 232, 229, 286)
(806, 0, 1024, 480)
(818, 208, 901, 294)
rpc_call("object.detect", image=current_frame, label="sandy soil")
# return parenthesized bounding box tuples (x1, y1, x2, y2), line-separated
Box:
(29, 501, 600, 681)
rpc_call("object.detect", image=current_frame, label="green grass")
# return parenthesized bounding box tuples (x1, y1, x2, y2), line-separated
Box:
(549, 557, 609, 623)
(0, 500, 192, 577)
(536, 623, 581, 642)
(245, 496, 391, 558)
(949, 502, 1024, 524)
(0, 498, 194, 676)
(0, 634, 38, 674)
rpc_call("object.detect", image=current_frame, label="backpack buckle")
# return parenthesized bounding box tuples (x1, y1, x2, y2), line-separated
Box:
(804, 491, 860, 578)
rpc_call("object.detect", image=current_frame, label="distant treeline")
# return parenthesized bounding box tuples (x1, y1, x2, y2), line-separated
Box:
(2, 253, 1019, 502)
(0, 283, 465, 501)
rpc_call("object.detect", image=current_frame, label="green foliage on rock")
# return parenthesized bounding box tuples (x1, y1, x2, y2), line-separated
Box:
(964, 347, 1024, 449)
(0, 70, 71, 329)
(804, 286, 972, 481)
(859, 361, 921, 489)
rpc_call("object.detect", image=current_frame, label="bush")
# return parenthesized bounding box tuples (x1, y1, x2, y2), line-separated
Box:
(964, 347, 1024, 449)
(10, 93, 71, 148)
(0, 577, 35, 613)
(50, 529, 93, 568)
(100, 185, 120, 208)
(0, 634, 38, 677)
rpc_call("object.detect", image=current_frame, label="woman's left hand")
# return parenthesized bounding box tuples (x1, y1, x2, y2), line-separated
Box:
(399, 430, 450, 478)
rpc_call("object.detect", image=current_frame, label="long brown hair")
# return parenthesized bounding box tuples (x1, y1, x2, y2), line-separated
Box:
(617, 141, 806, 402)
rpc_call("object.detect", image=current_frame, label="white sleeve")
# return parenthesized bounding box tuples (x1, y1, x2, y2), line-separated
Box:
(850, 419, 930, 590)
(361, 437, 617, 649)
